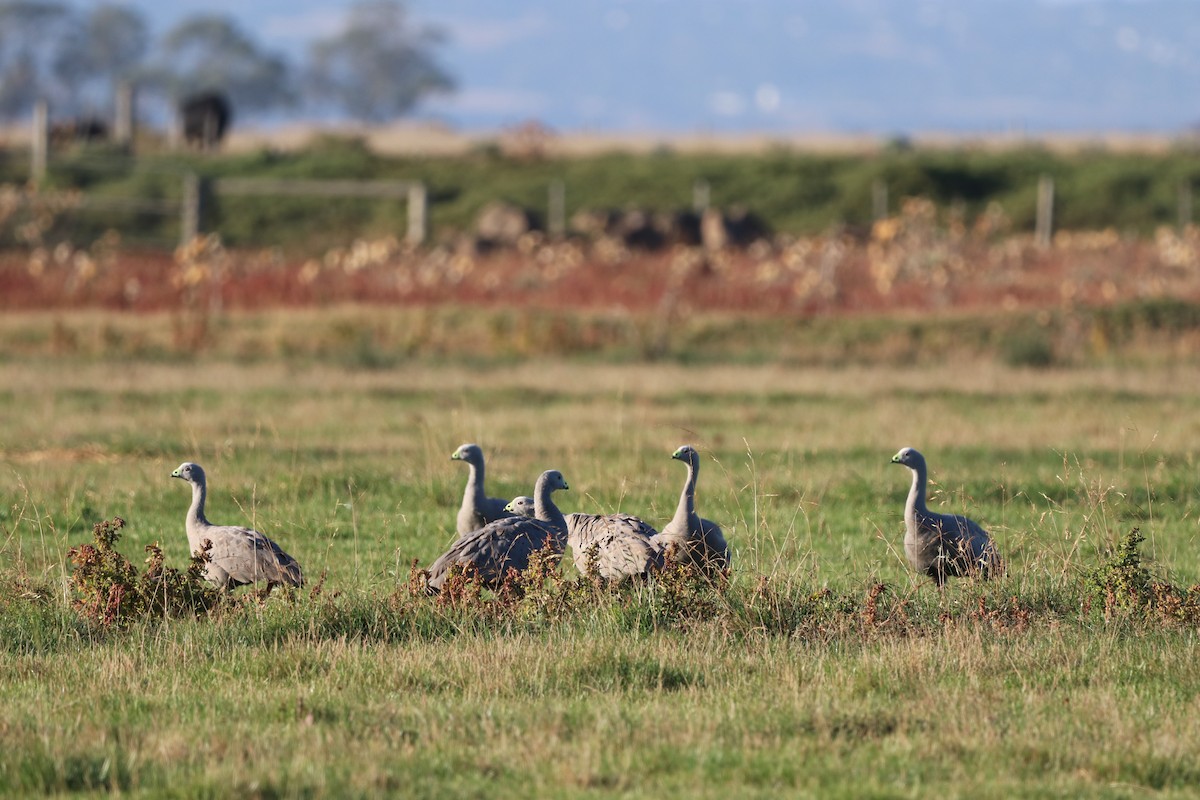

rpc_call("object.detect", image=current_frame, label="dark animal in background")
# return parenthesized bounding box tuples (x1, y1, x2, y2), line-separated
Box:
(49, 116, 109, 149)
(180, 92, 231, 151)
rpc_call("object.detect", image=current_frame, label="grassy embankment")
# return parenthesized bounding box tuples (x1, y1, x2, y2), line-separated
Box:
(4, 308, 1200, 795)
(5, 137, 1200, 251)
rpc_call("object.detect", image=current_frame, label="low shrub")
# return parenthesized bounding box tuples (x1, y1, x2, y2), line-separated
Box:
(66, 516, 222, 627)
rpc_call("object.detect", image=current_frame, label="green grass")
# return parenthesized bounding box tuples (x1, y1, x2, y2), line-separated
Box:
(5, 309, 1200, 796)
(7, 300, 1200, 369)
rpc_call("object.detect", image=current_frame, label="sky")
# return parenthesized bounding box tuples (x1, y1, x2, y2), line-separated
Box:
(103, 0, 1200, 135)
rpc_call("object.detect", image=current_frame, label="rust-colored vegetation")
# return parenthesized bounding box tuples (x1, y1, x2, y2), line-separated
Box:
(4, 199, 1200, 319)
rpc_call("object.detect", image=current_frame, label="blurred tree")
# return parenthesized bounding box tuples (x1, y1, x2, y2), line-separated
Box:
(140, 15, 294, 115)
(0, 51, 38, 120)
(0, 0, 72, 118)
(52, 4, 148, 114)
(307, 0, 454, 122)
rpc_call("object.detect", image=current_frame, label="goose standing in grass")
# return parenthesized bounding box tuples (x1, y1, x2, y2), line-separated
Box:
(890, 447, 1001, 586)
(170, 462, 304, 590)
(451, 443, 514, 537)
(507, 497, 662, 582)
(427, 469, 570, 592)
(659, 444, 731, 574)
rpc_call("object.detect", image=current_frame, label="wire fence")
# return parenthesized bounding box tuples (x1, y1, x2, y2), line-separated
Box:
(2, 152, 428, 251)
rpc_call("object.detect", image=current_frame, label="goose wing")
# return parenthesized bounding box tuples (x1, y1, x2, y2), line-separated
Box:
(199, 525, 304, 588)
(428, 516, 562, 591)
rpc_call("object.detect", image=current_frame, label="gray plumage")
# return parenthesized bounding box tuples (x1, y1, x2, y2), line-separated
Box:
(564, 511, 655, 549)
(890, 447, 1001, 586)
(573, 524, 663, 582)
(566, 512, 661, 581)
(659, 444, 731, 573)
(451, 442, 514, 537)
(427, 469, 569, 592)
(170, 462, 304, 589)
(509, 496, 662, 581)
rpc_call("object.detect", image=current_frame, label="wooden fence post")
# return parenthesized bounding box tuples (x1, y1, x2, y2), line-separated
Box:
(31, 99, 48, 183)
(168, 106, 183, 151)
(1035, 175, 1054, 247)
(114, 81, 135, 146)
(548, 179, 565, 239)
(181, 173, 200, 246)
(872, 178, 888, 220)
(407, 182, 426, 245)
(1179, 180, 1193, 231)
(693, 179, 710, 213)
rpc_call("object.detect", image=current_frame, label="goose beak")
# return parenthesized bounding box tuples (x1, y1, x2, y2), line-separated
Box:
(170, 468, 181, 478)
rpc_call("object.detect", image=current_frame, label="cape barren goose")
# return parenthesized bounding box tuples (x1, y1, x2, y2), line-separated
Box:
(559, 513, 657, 582)
(570, 522, 663, 582)
(451, 443, 514, 536)
(659, 444, 731, 574)
(511, 498, 662, 582)
(503, 496, 537, 518)
(890, 447, 1001, 586)
(427, 469, 569, 592)
(170, 462, 304, 590)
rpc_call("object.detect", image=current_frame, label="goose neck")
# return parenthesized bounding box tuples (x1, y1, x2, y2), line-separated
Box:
(906, 462, 928, 521)
(671, 459, 698, 529)
(463, 459, 486, 505)
(534, 492, 566, 537)
(189, 479, 210, 528)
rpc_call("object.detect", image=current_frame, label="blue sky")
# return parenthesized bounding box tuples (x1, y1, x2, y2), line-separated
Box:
(112, 0, 1200, 134)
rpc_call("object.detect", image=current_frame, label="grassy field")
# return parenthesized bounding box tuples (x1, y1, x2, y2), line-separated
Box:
(4, 308, 1200, 797)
